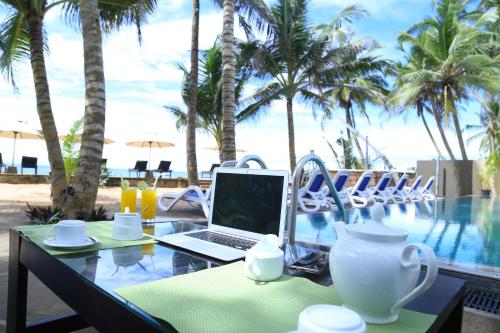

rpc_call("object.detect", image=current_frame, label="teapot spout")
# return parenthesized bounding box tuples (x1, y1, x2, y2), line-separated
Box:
(333, 222, 348, 239)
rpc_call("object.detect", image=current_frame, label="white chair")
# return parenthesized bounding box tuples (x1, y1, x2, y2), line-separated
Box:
(157, 185, 211, 218)
(389, 174, 410, 202)
(370, 173, 395, 204)
(419, 176, 436, 200)
(324, 170, 351, 207)
(349, 171, 374, 208)
(297, 170, 328, 213)
(406, 175, 424, 202)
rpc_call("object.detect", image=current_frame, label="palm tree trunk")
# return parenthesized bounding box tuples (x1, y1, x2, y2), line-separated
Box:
(429, 94, 456, 160)
(65, 0, 106, 216)
(418, 104, 444, 159)
(220, 0, 237, 162)
(27, 16, 67, 208)
(451, 109, 468, 160)
(349, 108, 366, 166)
(186, 0, 200, 185)
(286, 97, 297, 171)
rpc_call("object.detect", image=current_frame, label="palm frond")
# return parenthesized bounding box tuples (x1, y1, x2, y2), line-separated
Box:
(0, 11, 30, 88)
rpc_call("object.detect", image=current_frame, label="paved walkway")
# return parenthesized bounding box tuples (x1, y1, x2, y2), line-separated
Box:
(0, 184, 498, 332)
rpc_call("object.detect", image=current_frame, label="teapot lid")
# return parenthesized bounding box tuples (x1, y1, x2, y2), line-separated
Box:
(348, 203, 408, 242)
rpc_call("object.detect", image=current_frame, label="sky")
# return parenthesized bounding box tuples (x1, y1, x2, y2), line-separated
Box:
(0, 0, 484, 173)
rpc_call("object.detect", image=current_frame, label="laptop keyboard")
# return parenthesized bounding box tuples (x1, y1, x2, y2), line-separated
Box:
(186, 231, 257, 251)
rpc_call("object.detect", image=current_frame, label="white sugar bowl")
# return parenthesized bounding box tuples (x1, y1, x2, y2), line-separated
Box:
(245, 235, 284, 281)
(112, 209, 143, 241)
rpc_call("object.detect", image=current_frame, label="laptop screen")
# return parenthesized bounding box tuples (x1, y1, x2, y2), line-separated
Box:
(211, 171, 285, 236)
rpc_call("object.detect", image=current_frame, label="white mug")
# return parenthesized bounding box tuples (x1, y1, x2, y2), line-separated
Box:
(55, 220, 87, 246)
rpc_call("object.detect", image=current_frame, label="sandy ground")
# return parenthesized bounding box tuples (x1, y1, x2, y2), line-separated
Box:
(0, 184, 498, 332)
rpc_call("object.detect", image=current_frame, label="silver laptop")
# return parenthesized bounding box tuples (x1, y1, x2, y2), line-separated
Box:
(157, 168, 289, 261)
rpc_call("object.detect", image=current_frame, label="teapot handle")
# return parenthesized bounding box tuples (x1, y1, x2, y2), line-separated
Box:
(391, 243, 438, 315)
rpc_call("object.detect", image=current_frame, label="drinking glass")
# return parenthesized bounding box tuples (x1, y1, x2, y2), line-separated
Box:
(141, 187, 157, 220)
(121, 187, 137, 213)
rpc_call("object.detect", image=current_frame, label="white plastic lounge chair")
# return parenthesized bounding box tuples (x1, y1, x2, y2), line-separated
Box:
(297, 170, 328, 212)
(388, 174, 410, 203)
(369, 173, 395, 204)
(324, 170, 351, 207)
(406, 175, 424, 202)
(158, 185, 211, 218)
(419, 176, 436, 200)
(349, 171, 374, 208)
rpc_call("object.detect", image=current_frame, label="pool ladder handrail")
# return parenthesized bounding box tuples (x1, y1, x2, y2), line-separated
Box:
(287, 153, 347, 247)
(235, 155, 268, 169)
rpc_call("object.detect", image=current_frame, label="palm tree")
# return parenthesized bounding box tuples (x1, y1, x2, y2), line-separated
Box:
(166, 42, 266, 160)
(187, 0, 200, 185)
(220, 0, 237, 162)
(63, 0, 106, 215)
(62, 0, 158, 215)
(0, 0, 68, 208)
(398, 0, 499, 160)
(214, 0, 269, 162)
(318, 38, 389, 166)
(389, 51, 447, 159)
(466, 94, 499, 158)
(242, 0, 341, 171)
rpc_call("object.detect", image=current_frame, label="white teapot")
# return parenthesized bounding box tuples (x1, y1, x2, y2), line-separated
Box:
(329, 203, 438, 324)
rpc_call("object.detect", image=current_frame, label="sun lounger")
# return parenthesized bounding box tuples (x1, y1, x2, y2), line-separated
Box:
(0, 153, 6, 173)
(369, 172, 395, 204)
(419, 176, 436, 200)
(324, 170, 351, 207)
(128, 160, 148, 178)
(21, 156, 37, 175)
(406, 175, 424, 202)
(349, 171, 374, 207)
(201, 164, 220, 179)
(158, 185, 210, 218)
(152, 161, 172, 178)
(297, 170, 328, 212)
(388, 174, 410, 202)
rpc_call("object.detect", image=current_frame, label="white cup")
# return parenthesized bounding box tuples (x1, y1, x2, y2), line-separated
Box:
(55, 220, 87, 246)
(112, 212, 143, 241)
(291, 305, 366, 333)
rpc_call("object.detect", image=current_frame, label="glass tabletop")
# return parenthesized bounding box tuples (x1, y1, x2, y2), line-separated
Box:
(51, 219, 330, 331)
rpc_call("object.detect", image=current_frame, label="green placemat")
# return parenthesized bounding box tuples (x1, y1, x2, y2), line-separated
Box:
(115, 261, 436, 333)
(15, 221, 156, 255)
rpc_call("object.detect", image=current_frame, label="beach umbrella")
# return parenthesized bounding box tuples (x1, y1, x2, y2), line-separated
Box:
(203, 146, 246, 153)
(58, 134, 115, 144)
(125, 138, 175, 169)
(0, 120, 43, 166)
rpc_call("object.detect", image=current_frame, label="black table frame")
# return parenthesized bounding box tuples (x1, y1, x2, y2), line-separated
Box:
(7, 229, 466, 333)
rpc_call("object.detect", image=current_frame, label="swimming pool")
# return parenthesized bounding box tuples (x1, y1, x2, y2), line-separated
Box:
(294, 196, 500, 278)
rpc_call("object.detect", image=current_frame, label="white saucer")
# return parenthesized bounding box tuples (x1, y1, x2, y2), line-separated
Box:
(43, 236, 100, 249)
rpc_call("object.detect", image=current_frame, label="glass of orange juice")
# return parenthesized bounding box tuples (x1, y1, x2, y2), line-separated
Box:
(141, 187, 157, 220)
(121, 187, 137, 213)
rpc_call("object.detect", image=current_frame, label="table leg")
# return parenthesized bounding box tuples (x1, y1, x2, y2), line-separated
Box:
(438, 298, 464, 333)
(7, 229, 28, 333)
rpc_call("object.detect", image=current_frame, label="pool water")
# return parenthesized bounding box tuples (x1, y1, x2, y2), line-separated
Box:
(295, 196, 500, 278)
